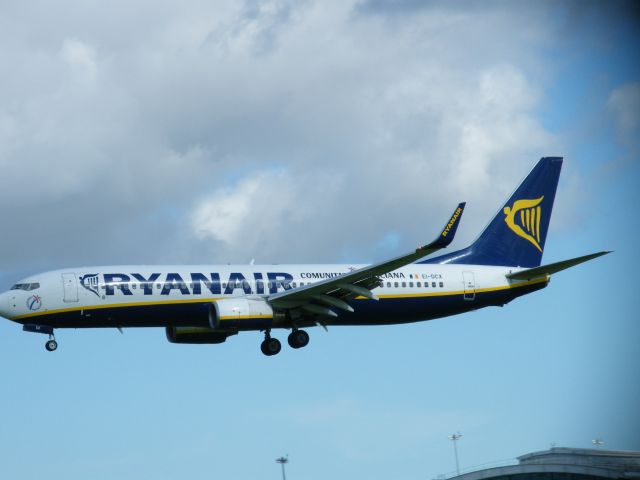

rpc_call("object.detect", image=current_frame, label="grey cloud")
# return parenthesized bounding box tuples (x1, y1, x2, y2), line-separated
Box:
(353, 0, 490, 16)
(1, 0, 566, 285)
(607, 83, 640, 142)
(606, 82, 640, 166)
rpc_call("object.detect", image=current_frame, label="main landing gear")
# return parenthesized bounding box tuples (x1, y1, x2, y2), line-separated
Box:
(260, 329, 310, 356)
(260, 332, 281, 356)
(288, 329, 309, 349)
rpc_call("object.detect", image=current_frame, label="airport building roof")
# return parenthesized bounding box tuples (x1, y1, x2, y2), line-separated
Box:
(449, 448, 640, 480)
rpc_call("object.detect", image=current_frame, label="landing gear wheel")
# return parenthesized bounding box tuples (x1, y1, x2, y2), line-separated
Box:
(260, 338, 281, 356)
(288, 329, 310, 349)
(45, 339, 58, 352)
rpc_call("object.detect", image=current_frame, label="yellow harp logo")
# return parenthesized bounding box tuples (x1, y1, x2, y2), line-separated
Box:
(503, 196, 544, 252)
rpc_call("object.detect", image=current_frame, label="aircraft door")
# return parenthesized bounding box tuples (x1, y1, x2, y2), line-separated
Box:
(462, 271, 475, 301)
(62, 273, 79, 303)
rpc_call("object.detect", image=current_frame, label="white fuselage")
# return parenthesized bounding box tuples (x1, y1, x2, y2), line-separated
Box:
(0, 263, 544, 328)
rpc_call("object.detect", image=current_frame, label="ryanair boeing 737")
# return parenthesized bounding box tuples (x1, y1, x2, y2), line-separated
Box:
(0, 157, 609, 355)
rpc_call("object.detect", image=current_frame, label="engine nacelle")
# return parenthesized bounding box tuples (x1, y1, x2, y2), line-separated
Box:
(165, 326, 237, 344)
(166, 298, 281, 343)
(210, 297, 280, 330)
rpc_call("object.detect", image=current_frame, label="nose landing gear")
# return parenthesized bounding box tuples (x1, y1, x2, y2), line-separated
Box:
(45, 336, 58, 352)
(22, 324, 58, 352)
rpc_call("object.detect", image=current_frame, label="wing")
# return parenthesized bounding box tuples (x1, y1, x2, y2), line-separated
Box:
(268, 203, 466, 320)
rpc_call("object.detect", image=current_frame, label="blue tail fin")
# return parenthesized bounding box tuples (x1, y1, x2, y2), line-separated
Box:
(422, 157, 563, 268)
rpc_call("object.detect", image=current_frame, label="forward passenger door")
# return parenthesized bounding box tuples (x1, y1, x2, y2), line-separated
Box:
(62, 273, 78, 302)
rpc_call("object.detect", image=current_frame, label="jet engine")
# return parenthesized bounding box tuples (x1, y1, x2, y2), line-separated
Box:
(166, 297, 284, 344)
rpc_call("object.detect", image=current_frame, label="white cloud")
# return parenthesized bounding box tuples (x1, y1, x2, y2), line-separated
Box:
(0, 0, 563, 272)
(191, 171, 285, 245)
(190, 169, 345, 261)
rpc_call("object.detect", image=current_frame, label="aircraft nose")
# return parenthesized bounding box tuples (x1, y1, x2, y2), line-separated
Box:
(0, 291, 11, 319)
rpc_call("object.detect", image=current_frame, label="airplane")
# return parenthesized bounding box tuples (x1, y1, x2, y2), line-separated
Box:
(0, 157, 610, 356)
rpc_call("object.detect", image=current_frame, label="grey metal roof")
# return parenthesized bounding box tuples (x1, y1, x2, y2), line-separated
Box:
(448, 448, 640, 480)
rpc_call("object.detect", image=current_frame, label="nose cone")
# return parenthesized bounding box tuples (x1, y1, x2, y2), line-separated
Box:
(0, 291, 12, 319)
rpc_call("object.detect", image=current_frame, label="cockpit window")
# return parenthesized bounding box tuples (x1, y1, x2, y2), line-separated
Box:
(10, 283, 40, 291)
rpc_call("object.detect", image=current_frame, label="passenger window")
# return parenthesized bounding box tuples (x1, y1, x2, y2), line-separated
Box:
(132, 284, 137, 289)
(432, 282, 436, 288)
(402, 282, 406, 288)
(417, 282, 421, 287)
(156, 283, 161, 288)
(387, 282, 391, 288)
(394, 282, 398, 288)
(222, 283, 227, 289)
(439, 282, 444, 288)
(292, 282, 297, 288)
(409, 282, 414, 288)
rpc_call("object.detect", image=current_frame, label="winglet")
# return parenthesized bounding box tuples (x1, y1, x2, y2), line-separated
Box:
(425, 202, 466, 250)
(269, 202, 466, 307)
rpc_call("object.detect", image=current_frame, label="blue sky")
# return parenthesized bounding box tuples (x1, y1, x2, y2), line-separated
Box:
(0, 1, 638, 479)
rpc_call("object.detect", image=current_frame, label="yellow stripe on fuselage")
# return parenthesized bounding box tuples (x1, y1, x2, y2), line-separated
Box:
(219, 314, 274, 321)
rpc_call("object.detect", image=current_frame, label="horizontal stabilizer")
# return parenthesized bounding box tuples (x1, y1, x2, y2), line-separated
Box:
(506, 251, 611, 281)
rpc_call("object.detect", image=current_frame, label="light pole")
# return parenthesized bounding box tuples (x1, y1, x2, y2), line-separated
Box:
(448, 433, 463, 475)
(276, 455, 289, 480)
